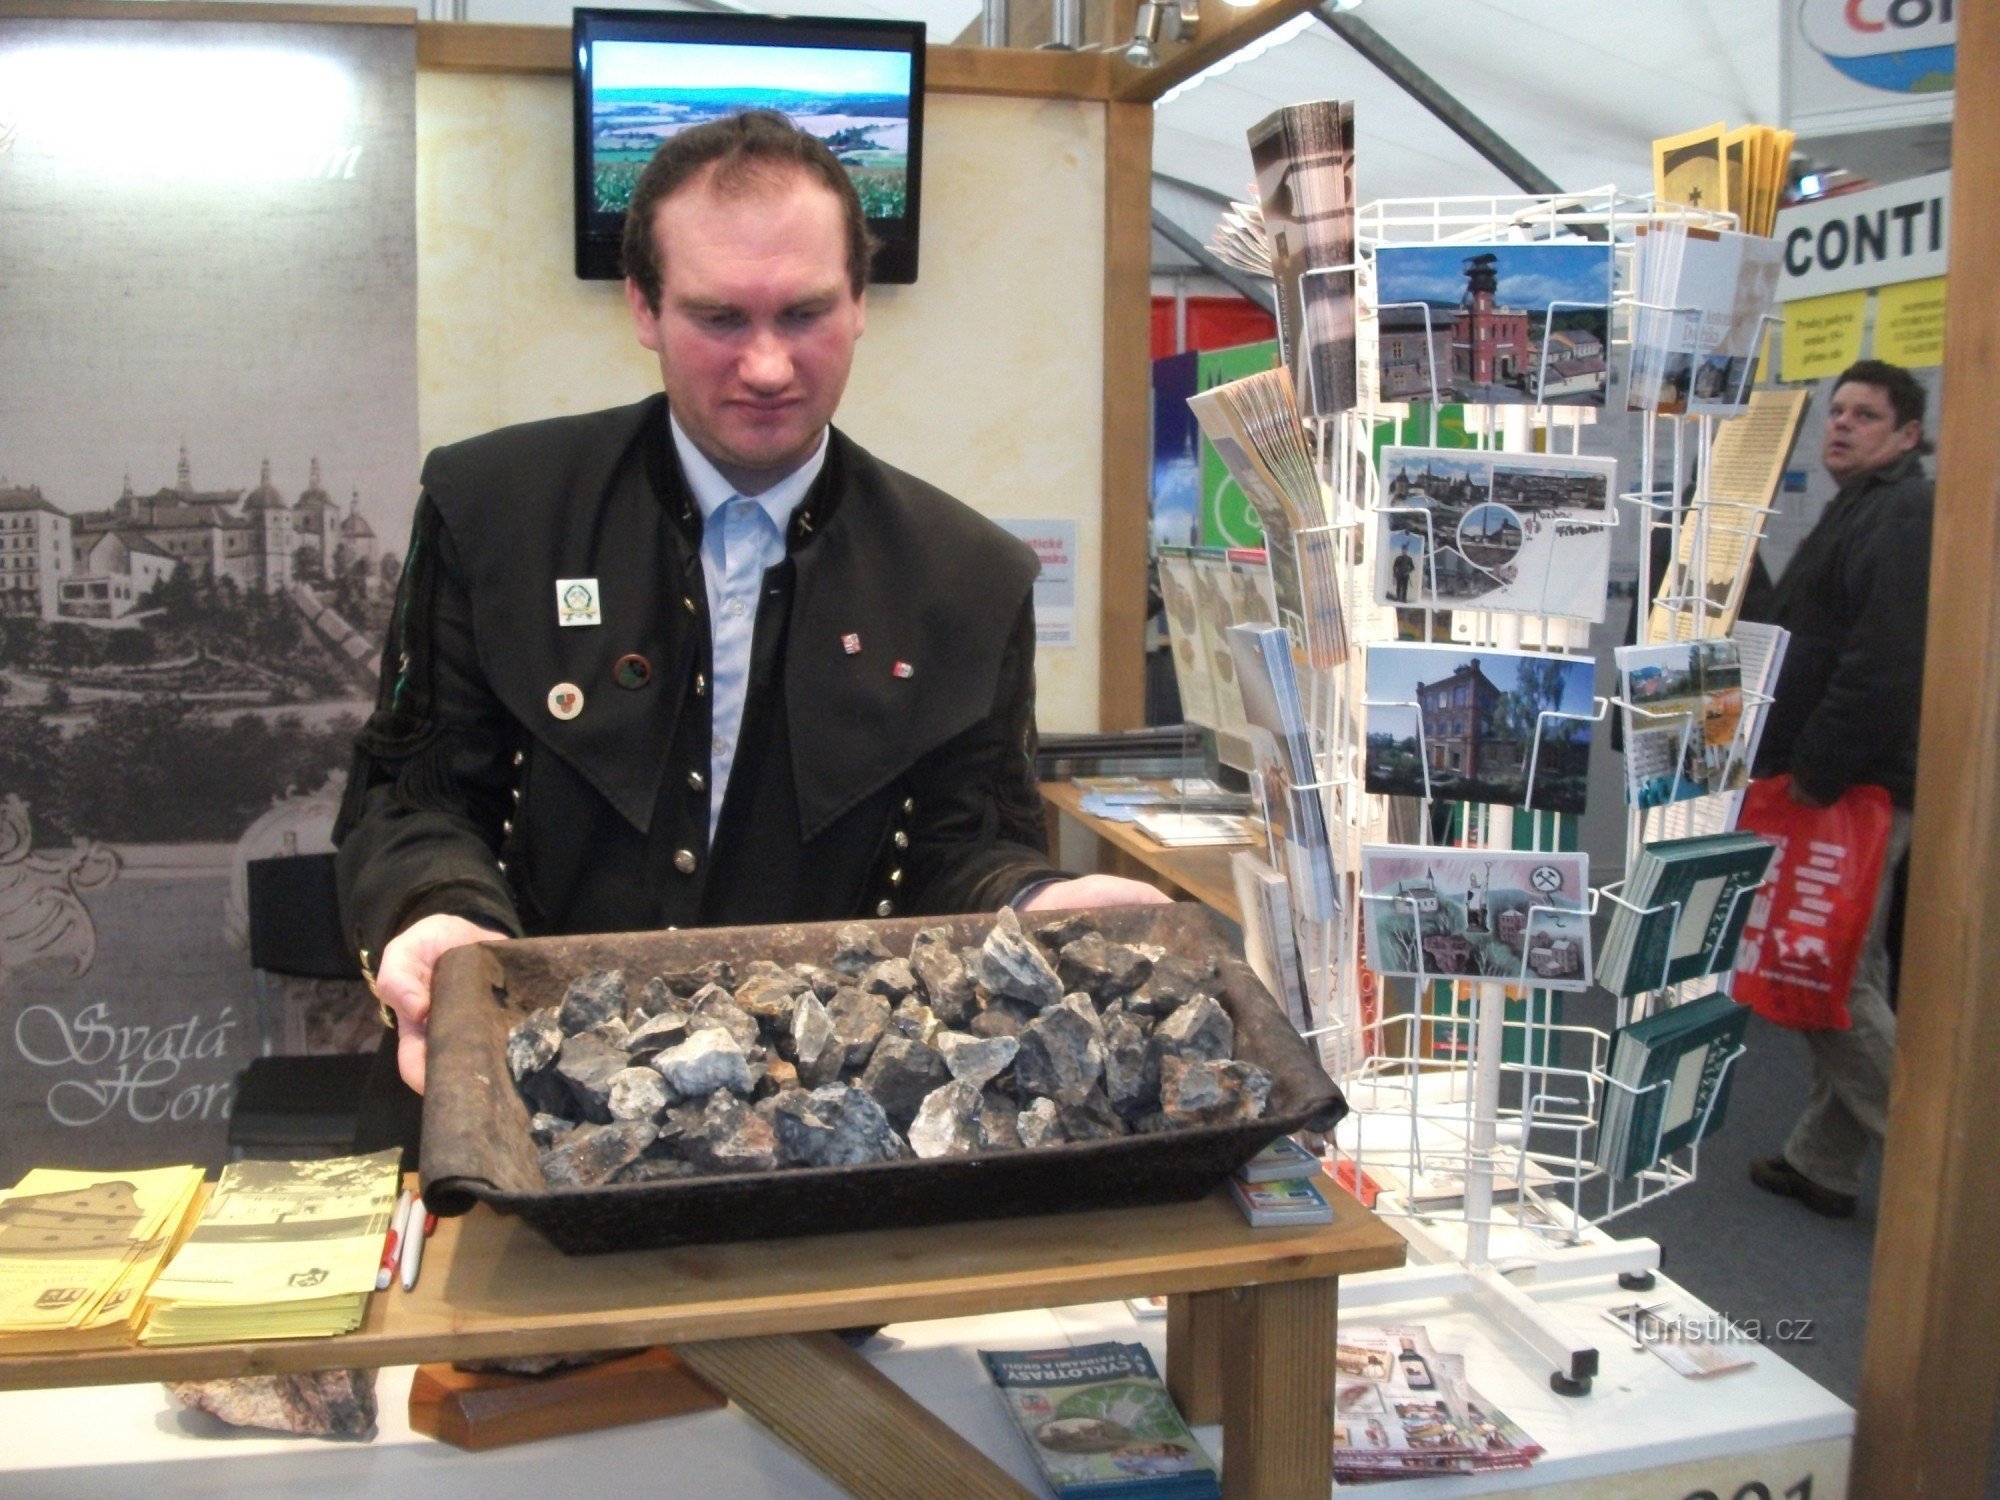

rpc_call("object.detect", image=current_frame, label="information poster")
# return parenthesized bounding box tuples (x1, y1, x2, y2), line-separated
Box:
(1780, 290, 1868, 382)
(996, 519, 1077, 648)
(1874, 275, 1948, 367)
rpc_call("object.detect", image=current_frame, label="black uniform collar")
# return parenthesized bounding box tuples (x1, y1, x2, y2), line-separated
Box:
(643, 400, 845, 554)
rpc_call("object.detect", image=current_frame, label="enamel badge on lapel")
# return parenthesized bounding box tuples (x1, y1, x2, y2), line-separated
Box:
(556, 578, 601, 627)
(842, 633, 862, 655)
(548, 682, 584, 720)
(892, 661, 914, 679)
(614, 653, 652, 690)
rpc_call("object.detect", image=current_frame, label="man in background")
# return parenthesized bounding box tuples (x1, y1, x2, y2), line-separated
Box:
(1746, 358, 1933, 1219)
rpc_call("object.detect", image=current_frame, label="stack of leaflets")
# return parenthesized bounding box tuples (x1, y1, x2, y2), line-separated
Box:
(1228, 1136, 1334, 1226)
(1644, 623, 1790, 840)
(1333, 1324, 1542, 1480)
(1616, 637, 1749, 810)
(139, 1149, 402, 1345)
(1247, 99, 1355, 417)
(1595, 991, 1751, 1179)
(1132, 811, 1258, 848)
(0, 1164, 205, 1353)
(981, 1342, 1220, 1499)
(1206, 194, 1270, 278)
(1599, 832, 1776, 997)
(1653, 121, 1796, 238)
(1228, 624, 1337, 921)
(1645, 390, 1809, 645)
(1603, 1301, 1758, 1379)
(1230, 850, 1309, 1032)
(1187, 369, 1346, 671)
(1627, 223, 1783, 416)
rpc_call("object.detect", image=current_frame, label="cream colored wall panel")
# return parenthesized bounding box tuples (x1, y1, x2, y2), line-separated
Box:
(417, 74, 1105, 730)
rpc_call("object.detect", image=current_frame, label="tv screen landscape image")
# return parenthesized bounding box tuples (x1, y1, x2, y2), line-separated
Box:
(574, 9, 927, 284)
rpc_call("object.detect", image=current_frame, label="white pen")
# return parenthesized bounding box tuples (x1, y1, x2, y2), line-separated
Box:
(377, 1189, 415, 1293)
(399, 1195, 427, 1291)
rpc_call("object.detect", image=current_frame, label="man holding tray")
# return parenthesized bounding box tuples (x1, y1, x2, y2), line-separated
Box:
(336, 111, 1162, 1108)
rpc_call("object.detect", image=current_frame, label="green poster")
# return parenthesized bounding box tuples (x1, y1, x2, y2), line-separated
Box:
(1195, 340, 1279, 548)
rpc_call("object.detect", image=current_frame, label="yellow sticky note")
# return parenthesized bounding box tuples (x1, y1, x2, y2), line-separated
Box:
(1874, 276, 1948, 368)
(1779, 291, 1868, 383)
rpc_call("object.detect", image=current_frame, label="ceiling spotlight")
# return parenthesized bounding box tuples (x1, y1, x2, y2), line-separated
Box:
(1124, 0, 1199, 67)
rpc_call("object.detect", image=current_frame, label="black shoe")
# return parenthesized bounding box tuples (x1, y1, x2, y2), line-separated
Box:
(1749, 1156, 1857, 1219)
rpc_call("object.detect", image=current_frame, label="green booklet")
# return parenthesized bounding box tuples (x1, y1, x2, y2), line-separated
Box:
(1596, 992, 1750, 1179)
(980, 1342, 1220, 1499)
(1602, 832, 1775, 997)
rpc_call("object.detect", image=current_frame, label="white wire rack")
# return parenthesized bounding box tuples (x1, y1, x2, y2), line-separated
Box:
(1233, 189, 1783, 1394)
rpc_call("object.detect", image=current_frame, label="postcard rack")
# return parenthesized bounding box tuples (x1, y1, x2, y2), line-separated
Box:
(1239, 189, 1778, 1394)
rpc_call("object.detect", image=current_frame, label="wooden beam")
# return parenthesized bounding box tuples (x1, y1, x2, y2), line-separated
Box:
(1853, 1, 2000, 1493)
(413, 22, 1111, 99)
(1111, 0, 1322, 104)
(1099, 98, 1155, 732)
(0, 0, 410, 22)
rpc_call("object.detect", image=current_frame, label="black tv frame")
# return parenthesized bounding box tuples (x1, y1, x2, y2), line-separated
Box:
(572, 7, 927, 285)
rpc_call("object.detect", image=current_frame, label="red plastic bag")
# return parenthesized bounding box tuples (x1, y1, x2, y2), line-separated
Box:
(1732, 776, 1893, 1030)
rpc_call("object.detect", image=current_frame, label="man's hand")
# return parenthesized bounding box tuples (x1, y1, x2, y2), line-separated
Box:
(375, 914, 505, 1094)
(1018, 874, 1175, 911)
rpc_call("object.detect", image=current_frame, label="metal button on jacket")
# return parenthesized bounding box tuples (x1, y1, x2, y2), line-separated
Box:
(673, 849, 698, 875)
(893, 830, 909, 850)
(875, 899, 894, 917)
(687, 769, 706, 791)
(613, 653, 652, 690)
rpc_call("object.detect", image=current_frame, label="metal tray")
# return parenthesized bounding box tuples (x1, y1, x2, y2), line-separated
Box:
(420, 903, 1346, 1254)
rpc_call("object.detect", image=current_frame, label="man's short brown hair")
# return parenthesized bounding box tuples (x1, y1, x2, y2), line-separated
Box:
(621, 109, 874, 309)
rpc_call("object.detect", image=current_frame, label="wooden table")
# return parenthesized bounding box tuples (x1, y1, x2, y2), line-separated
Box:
(0, 1179, 1403, 1500)
(1040, 780, 1248, 922)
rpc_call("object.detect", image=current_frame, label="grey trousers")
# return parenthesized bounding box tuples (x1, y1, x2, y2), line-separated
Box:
(1782, 808, 1914, 1198)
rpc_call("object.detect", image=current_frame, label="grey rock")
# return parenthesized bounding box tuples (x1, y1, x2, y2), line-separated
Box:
(1017, 1096, 1066, 1149)
(680, 1091, 779, 1174)
(936, 1030, 1019, 1092)
(978, 1091, 1022, 1150)
(690, 989, 761, 1050)
(540, 1119, 657, 1187)
(527, 1111, 574, 1149)
(833, 923, 892, 976)
(798, 965, 844, 1001)
(554, 1032, 631, 1123)
(909, 927, 979, 1026)
(1058, 1086, 1130, 1141)
(1057, 933, 1155, 1004)
(1130, 955, 1220, 1019)
(811, 1084, 909, 1165)
(624, 1009, 691, 1059)
(864, 957, 919, 1004)
(506, 1007, 562, 1081)
(758, 1057, 800, 1096)
(766, 1090, 838, 1168)
(651, 1029, 754, 1099)
(890, 996, 944, 1046)
(167, 1369, 377, 1437)
(908, 1081, 984, 1159)
(826, 986, 892, 1073)
(607, 1066, 670, 1123)
(655, 960, 736, 999)
(1151, 995, 1234, 1066)
(1159, 1056, 1272, 1126)
(1014, 995, 1106, 1107)
(637, 975, 676, 1018)
(1033, 913, 1099, 950)
(734, 970, 801, 1031)
(791, 992, 843, 1088)
(558, 969, 627, 1034)
(969, 1001, 1027, 1039)
(1131, 1110, 1174, 1135)
(858, 1035, 952, 1129)
(1102, 1010, 1161, 1118)
(516, 1065, 572, 1118)
(586, 1015, 632, 1051)
(609, 1155, 699, 1184)
(974, 907, 1064, 1010)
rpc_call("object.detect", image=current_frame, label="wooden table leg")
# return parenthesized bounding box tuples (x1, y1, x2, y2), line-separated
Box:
(1165, 1290, 1225, 1425)
(1218, 1275, 1338, 1500)
(673, 1331, 1035, 1500)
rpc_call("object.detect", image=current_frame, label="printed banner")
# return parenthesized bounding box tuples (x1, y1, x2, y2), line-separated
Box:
(0, 17, 418, 1183)
(1779, 290, 1868, 382)
(1874, 275, 1948, 367)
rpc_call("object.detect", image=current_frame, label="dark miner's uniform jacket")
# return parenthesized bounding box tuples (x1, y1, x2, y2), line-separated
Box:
(333, 396, 1059, 968)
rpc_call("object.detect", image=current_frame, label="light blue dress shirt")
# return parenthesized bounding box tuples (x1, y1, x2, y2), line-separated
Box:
(670, 415, 827, 842)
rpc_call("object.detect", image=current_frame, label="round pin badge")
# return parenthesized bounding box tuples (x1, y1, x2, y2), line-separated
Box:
(548, 682, 584, 721)
(613, 653, 653, 690)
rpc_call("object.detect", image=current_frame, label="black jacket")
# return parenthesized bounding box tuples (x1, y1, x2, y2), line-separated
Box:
(334, 397, 1059, 966)
(1747, 452, 1932, 807)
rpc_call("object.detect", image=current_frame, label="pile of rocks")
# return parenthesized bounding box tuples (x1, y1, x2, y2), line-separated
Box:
(507, 909, 1275, 1188)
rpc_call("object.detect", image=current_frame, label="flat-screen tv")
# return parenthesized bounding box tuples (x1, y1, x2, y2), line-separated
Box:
(573, 8, 927, 285)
